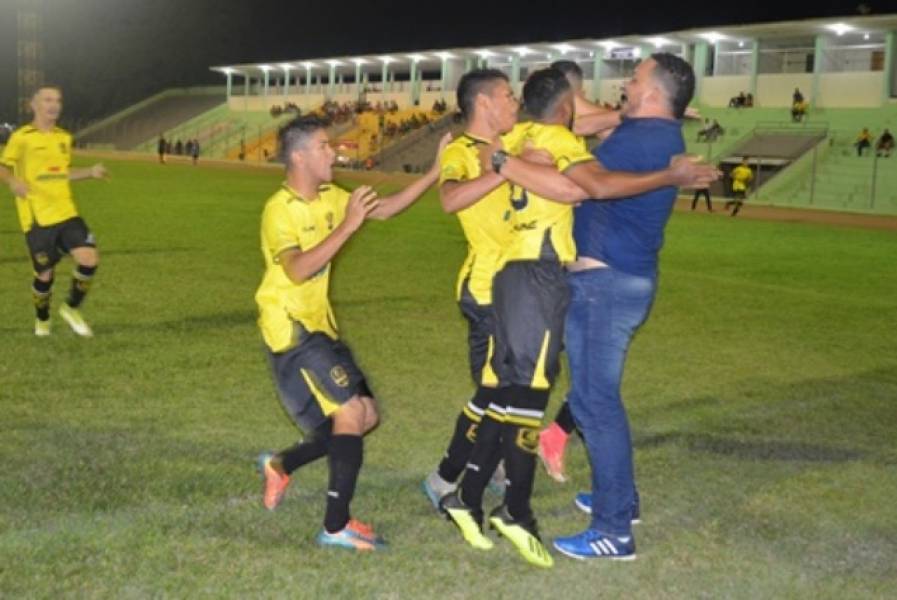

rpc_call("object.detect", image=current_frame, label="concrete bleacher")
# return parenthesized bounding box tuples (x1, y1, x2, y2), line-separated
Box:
(77, 88, 225, 150)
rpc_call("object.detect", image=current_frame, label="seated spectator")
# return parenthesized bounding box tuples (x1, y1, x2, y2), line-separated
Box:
(793, 87, 804, 105)
(745, 93, 754, 107)
(856, 128, 873, 157)
(696, 119, 724, 142)
(876, 129, 894, 158)
(728, 91, 748, 108)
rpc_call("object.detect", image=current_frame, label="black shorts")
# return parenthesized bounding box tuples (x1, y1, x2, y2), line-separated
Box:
(732, 190, 746, 201)
(490, 260, 570, 390)
(268, 332, 372, 433)
(25, 217, 96, 273)
(458, 279, 498, 388)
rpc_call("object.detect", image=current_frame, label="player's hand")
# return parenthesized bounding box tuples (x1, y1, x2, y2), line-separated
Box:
(90, 163, 108, 179)
(519, 143, 554, 166)
(669, 154, 721, 188)
(684, 106, 702, 120)
(8, 177, 29, 197)
(344, 185, 380, 232)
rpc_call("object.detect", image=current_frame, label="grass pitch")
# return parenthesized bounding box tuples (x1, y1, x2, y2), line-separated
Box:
(1, 156, 895, 598)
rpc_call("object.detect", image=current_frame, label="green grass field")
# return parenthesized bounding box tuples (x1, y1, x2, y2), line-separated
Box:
(1, 156, 895, 598)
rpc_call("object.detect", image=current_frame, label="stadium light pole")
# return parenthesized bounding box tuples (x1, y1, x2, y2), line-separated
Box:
(883, 31, 895, 105)
(592, 44, 608, 102)
(693, 41, 709, 104)
(303, 63, 313, 98)
(749, 40, 760, 101)
(281, 64, 292, 98)
(812, 35, 825, 108)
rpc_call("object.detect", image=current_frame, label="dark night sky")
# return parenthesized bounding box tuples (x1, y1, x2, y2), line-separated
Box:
(1, 1, 895, 125)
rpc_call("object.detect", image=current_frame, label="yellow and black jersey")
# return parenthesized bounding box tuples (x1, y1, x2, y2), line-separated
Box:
(501, 121, 595, 265)
(0, 125, 77, 232)
(438, 124, 528, 305)
(255, 183, 349, 353)
(731, 165, 753, 192)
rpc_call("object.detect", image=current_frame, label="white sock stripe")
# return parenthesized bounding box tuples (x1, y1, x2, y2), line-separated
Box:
(505, 406, 545, 419)
(486, 403, 507, 414)
(465, 402, 485, 415)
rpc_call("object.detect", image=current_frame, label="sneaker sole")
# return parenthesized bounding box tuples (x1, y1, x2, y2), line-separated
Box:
(553, 541, 636, 562)
(444, 508, 493, 550)
(489, 518, 554, 568)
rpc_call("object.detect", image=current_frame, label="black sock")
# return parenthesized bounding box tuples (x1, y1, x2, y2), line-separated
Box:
(32, 278, 53, 321)
(437, 386, 499, 483)
(554, 402, 577, 435)
(67, 264, 97, 308)
(324, 434, 363, 533)
(279, 420, 332, 475)
(458, 412, 504, 509)
(502, 386, 550, 521)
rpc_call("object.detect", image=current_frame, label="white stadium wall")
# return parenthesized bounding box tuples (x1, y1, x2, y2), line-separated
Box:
(817, 72, 884, 107)
(756, 73, 814, 107)
(700, 75, 753, 106)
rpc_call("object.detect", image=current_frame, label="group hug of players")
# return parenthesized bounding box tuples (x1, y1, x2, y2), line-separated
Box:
(255, 56, 715, 566)
(1, 56, 716, 568)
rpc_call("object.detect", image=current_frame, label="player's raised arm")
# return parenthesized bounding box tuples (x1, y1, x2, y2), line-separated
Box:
(368, 132, 452, 220)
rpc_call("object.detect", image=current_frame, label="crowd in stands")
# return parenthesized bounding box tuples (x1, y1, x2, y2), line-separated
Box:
(270, 102, 302, 118)
(855, 127, 893, 157)
(728, 91, 754, 108)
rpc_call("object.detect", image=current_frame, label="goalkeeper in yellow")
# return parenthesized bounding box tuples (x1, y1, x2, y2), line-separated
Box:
(0, 85, 107, 337)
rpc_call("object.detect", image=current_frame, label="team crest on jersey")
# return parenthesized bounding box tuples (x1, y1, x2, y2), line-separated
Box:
(325, 212, 334, 231)
(330, 365, 349, 388)
(516, 428, 540, 454)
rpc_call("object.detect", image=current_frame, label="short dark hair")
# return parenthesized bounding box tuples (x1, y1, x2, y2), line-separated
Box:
(522, 68, 571, 119)
(278, 115, 327, 164)
(30, 84, 62, 98)
(649, 53, 695, 119)
(550, 60, 583, 84)
(456, 69, 508, 120)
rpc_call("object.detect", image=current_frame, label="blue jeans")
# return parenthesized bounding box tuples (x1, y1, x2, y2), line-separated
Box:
(565, 267, 656, 536)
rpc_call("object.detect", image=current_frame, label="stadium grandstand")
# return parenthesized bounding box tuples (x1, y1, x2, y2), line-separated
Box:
(71, 13, 897, 215)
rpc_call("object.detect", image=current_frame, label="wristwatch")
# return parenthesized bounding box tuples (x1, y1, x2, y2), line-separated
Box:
(491, 149, 509, 174)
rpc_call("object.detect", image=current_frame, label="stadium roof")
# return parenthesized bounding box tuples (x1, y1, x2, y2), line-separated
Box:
(211, 13, 897, 77)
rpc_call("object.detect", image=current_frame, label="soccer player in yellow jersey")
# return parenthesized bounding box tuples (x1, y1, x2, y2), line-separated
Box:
(0, 86, 107, 337)
(256, 115, 449, 551)
(726, 156, 754, 216)
(421, 69, 520, 511)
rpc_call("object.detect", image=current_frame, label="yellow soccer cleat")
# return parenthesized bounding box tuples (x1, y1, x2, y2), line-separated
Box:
(34, 319, 51, 337)
(489, 505, 554, 568)
(59, 304, 93, 337)
(440, 491, 494, 550)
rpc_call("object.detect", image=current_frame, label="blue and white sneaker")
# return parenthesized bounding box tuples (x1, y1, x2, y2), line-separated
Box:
(316, 519, 387, 552)
(574, 492, 641, 524)
(422, 471, 456, 512)
(553, 528, 636, 561)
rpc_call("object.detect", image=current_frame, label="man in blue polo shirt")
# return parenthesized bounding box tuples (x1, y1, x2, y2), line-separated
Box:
(550, 53, 701, 561)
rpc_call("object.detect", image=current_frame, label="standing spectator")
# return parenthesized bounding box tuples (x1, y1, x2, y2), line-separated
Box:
(174, 139, 183, 155)
(876, 128, 894, 158)
(191, 139, 200, 165)
(692, 184, 713, 211)
(157, 135, 166, 164)
(185, 139, 194, 157)
(793, 88, 804, 105)
(855, 128, 873, 157)
(726, 157, 753, 216)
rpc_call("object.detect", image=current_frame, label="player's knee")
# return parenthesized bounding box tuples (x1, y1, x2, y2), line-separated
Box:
(75, 247, 99, 267)
(362, 398, 380, 433)
(332, 397, 367, 435)
(35, 269, 54, 283)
